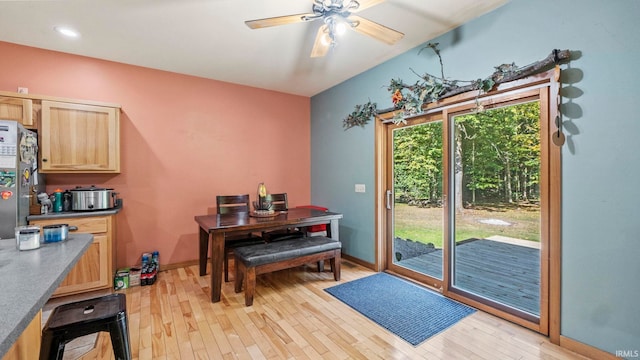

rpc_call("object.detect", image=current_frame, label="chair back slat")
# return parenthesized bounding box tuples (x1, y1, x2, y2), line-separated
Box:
(268, 193, 288, 211)
(216, 194, 250, 215)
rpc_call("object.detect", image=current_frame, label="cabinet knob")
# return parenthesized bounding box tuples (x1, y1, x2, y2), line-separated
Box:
(42, 158, 48, 162)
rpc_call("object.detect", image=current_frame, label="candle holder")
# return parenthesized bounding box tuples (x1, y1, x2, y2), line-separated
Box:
(253, 182, 274, 215)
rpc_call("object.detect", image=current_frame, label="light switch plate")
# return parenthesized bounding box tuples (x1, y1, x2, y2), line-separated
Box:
(355, 184, 366, 193)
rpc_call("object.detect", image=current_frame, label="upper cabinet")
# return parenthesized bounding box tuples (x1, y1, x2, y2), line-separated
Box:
(40, 100, 120, 173)
(0, 91, 121, 173)
(0, 96, 35, 128)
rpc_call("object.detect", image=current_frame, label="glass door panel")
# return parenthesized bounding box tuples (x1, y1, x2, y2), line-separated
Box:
(391, 120, 444, 280)
(450, 101, 542, 316)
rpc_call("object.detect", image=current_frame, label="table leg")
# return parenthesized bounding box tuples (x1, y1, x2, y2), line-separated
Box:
(330, 219, 342, 271)
(210, 232, 225, 302)
(199, 228, 210, 276)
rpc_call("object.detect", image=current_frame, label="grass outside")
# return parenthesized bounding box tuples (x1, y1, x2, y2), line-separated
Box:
(394, 203, 540, 248)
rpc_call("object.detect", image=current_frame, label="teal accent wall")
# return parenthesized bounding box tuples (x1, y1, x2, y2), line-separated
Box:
(311, 0, 640, 354)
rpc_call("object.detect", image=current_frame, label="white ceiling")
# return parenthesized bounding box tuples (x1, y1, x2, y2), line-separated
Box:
(0, 0, 508, 97)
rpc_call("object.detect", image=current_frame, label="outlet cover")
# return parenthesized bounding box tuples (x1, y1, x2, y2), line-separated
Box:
(355, 184, 366, 193)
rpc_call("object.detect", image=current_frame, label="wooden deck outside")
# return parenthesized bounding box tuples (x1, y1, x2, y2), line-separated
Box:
(396, 238, 540, 315)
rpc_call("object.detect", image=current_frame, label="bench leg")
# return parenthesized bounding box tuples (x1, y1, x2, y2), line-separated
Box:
(234, 261, 245, 294)
(331, 251, 341, 281)
(244, 267, 257, 306)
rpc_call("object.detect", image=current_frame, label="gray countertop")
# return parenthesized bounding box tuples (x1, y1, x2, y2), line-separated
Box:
(28, 201, 122, 221)
(0, 233, 94, 357)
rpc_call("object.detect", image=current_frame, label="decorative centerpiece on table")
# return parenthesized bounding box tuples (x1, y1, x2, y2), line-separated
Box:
(252, 182, 275, 217)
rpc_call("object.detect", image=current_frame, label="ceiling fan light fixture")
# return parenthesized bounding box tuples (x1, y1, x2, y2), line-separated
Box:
(335, 19, 348, 35)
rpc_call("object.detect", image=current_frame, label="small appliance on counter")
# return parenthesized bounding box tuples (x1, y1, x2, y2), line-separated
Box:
(70, 185, 119, 211)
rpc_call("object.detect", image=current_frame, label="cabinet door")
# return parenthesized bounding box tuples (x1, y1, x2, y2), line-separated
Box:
(52, 233, 110, 296)
(30, 216, 114, 297)
(0, 97, 34, 128)
(40, 100, 120, 173)
(2, 311, 41, 360)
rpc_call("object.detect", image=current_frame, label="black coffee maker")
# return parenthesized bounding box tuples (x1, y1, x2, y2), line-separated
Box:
(62, 190, 72, 212)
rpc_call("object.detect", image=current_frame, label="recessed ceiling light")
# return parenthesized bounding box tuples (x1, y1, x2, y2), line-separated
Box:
(54, 26, 80, 38)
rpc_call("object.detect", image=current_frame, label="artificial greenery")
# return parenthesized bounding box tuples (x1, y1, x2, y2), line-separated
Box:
(343, 44, 568, 130)
(342, 101, 378, 129)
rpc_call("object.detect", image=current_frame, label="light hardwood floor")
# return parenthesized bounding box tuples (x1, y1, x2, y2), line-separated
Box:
(46, 260, 589, 360)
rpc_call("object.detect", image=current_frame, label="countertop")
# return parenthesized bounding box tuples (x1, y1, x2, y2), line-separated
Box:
(28, 201, 122, 221)
(0, 233, 94, 357)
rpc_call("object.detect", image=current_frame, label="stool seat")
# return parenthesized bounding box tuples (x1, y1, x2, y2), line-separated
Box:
(40, 293, 131, 360)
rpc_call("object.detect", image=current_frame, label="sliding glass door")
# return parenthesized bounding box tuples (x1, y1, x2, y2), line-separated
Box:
(386, 114, 445, 287)
(449, 100, 542, 319)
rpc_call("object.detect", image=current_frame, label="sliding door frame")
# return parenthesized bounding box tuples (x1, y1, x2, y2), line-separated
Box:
(374, 69, 562, 342)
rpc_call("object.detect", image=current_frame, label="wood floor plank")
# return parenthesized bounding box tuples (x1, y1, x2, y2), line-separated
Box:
(228, 310, 259, 349)
(208, 322, 234, 357)
(58, 260, 592, 360)
(292, 323, 328, 355)
(170, 301, 194, 359)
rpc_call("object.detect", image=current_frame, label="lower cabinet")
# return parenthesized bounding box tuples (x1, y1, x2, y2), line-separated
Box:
(30, 215, 115, 297)
(2, 311, 41, 360)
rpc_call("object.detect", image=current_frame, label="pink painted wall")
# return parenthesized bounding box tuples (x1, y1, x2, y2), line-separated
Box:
(0, 41, 311, 269)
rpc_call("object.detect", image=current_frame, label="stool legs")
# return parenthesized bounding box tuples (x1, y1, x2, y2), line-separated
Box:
(40, 328, 131, 360)
(39, 332, 65, 360)
(39, 294, 131, 360)
(109, 313, 132, 360)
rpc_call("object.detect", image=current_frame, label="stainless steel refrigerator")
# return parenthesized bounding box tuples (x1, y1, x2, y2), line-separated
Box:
(0, 120, 40, 239)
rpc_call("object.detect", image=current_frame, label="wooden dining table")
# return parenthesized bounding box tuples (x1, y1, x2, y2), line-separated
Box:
(194, 207, 343, 303)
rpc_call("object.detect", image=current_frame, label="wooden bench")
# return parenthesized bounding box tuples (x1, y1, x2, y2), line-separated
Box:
(234, 236, 341, 306)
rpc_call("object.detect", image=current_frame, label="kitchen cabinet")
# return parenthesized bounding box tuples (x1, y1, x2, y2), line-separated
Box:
(40, 100, 120, 173)
(2, 311, 41, 360)
(30, 215, 116, 297)
(0, 96, 35, 129)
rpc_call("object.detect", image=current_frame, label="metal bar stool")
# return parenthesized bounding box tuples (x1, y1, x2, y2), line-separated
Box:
(39, 293, 131, 360)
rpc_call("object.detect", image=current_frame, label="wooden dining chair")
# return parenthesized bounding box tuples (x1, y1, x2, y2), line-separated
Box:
(217, 194, 251, 215)
(262, 193, 304, 242)
(216, 194, 264, 282)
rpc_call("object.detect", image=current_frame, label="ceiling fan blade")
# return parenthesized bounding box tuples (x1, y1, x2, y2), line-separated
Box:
(349, 15, 404, 45)
(310, 25, 330, 58)
(351, 0, 385, 13)
(245, 13, 314, 29)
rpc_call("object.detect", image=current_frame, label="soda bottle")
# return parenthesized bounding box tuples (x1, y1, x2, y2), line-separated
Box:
(152, 251, 159, 272)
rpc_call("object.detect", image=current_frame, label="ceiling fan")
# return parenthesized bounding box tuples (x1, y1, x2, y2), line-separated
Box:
(245, 0, 404, 58)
